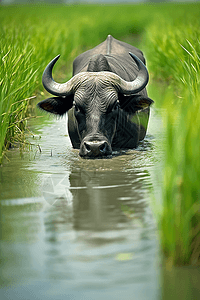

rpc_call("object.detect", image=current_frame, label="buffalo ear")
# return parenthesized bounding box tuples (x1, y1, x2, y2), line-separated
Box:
(37, 95, 73, 116)
(119, 94, 154, 114)
(133, 96, 154, 110)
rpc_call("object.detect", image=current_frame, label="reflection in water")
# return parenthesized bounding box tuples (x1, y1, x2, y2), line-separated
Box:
(70, 163, 149, 233)
(0, 110, 161, 299)
(41, 155, 159, 298)
(162, 266, 200, 300)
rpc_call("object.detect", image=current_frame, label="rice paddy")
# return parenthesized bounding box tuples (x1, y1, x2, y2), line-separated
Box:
(0, 2, 200, 266)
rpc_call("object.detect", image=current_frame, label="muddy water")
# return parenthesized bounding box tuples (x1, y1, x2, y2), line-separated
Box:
(0, 109, 162, 299)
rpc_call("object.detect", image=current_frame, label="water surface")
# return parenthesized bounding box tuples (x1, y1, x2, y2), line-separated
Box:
(0, 109, 162, 299)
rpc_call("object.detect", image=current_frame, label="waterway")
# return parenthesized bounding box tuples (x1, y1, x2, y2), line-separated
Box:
(0, 106, 179, 299)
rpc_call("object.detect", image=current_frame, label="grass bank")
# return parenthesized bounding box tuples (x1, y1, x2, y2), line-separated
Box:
(0, 2, 200, 266)
(144, 6, 200, 266)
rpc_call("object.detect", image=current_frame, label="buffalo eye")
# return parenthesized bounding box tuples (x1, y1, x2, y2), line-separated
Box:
(107, 102, 119, 114)
(74, 104, 85, 115)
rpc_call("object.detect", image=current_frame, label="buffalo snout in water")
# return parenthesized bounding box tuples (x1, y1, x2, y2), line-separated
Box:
(80, 140, 112, 158)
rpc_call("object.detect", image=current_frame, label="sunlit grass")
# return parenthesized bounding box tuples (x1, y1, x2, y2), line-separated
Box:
(147, 18, 200, 265)
(0, 31, 37, 161)
(155, 95, 200, 266)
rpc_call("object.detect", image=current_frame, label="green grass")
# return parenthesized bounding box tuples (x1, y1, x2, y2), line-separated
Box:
(145, 9, 200, 266)
(0, 2, 200, 266)
(161, 97, 200, 266)
(0, 27, 37, 159)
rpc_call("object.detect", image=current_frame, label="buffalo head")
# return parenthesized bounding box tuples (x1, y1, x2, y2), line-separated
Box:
(38, 53, 152, 158)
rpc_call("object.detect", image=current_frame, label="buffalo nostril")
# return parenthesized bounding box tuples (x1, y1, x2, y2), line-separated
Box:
(84, 142, 92, 152)
(99, 142, 106, 153)
(83, 141, 108, 156)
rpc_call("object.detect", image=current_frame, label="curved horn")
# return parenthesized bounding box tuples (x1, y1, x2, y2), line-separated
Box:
(118, 52, 149, 94)
(42, 55, 74, 96)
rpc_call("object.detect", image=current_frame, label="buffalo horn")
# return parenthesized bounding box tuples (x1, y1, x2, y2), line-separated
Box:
(42, 52, 149, 96)
(42, 55, 74, 96)
(118, 52, 149, 94)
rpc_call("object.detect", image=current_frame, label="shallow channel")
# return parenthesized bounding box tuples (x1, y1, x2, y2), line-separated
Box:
(0, 108, 163, 299)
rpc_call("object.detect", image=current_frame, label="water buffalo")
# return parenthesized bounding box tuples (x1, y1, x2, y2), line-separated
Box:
(38, 35, 153, 158)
